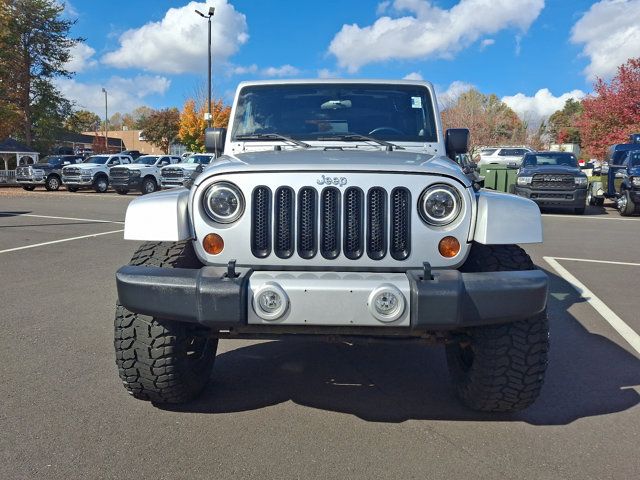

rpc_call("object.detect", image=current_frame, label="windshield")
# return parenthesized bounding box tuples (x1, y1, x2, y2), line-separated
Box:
(631, 153, 640, 167)
(231, 83, 438, 143)
(523, 153, 578, 167)
(40, 156, 64, 165)
(134, 156, 159, 165)
(184, 155, 212, 165)
(84, 156, 109, 164)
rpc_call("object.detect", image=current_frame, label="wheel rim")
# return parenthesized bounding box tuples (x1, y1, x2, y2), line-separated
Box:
(618, 194, 627, 212)
(49, 178, 59, 189)
(98, 179, 107, 192)
(587, 190, 592, 205)
(144, 180, 156, 193)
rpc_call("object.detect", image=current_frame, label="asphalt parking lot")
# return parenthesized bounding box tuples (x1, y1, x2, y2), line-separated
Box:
(1, 188, 639, 480)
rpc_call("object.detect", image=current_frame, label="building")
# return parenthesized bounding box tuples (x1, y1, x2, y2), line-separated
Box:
(83, 129, 166, 154)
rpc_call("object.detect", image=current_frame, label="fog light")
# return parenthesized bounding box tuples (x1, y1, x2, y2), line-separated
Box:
(438, 236, 460, 258)
(367, 284, 405, 322)
(253, 283, 289, 321)
(203, 233, 224, 255)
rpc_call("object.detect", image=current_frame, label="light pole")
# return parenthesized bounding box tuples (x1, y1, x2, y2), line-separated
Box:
(195, 6, 215, 128)
(101, 88, 108, 153)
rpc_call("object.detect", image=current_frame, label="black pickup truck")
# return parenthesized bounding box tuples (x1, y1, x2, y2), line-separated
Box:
(15, 155, 84, 191)
(514, 151, 588, 214)
(587, 139, 640, 216)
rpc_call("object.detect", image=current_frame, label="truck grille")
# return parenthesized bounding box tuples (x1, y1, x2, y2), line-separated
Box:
(63, 167, 81, 176)
(16, 166, 32, 177)
(251, 186, 411, 261)
(110, 168, 130, 180)
(162, 168, 184, 179)
(531, 174, 575, 190)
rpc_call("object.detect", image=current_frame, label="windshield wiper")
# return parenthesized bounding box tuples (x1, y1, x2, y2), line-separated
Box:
(235, 133, 310, 149)
(316, 133, 404, 151)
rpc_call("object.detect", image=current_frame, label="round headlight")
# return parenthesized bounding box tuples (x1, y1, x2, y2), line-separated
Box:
(203, 182, 245, 223)
(419, 184, 462, 226)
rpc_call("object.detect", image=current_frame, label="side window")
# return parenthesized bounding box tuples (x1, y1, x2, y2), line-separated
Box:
(108, 158, 120, 166)
(120, 157, 130, 164)
(621, 154, 629, 167)
(497, 149, 508, 156)
(159, 156, 171, 166)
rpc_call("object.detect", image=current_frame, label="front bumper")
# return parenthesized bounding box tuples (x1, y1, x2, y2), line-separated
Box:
(62, 176, 94, 186)
(111, 177, 142, 189)
(160, 178, 186, 188)
(116, 266, 548, 334)
(515, 186, 587, 207)
(16, 177, 45, 185)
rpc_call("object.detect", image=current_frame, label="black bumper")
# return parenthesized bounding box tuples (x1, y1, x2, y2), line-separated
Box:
(515, 186, 587, 207)
(111, 178, 142, 189)
(116, 266, 548, 333)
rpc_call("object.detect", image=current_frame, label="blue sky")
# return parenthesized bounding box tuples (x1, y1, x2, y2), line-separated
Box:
(58, 0, 640, 122)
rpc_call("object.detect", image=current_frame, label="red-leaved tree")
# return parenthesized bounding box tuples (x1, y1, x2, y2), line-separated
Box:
(579, 57, 640, 159)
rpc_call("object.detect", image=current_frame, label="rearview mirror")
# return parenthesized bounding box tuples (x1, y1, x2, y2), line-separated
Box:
(445, 128, 469, 160)
(205, 128, 226, 157)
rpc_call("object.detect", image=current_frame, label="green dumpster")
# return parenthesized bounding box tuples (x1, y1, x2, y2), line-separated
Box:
(479, 164, 518, 193)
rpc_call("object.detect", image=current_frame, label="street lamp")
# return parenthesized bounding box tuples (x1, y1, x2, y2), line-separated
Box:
(195, 6, 215, 128)
(101, 88, 108, 153)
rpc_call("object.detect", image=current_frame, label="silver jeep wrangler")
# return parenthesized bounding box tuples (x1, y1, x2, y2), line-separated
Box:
(115, 80, 548, 412)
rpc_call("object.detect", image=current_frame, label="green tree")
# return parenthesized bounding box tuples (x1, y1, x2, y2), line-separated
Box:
(139, 108, 180, 153)
(65, 109, 101, 132)
(0, 0, 79, 147)
(548, 98, 583, 145)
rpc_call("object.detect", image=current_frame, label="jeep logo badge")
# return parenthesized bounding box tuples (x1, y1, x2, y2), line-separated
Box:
(317, 175, 347, 187)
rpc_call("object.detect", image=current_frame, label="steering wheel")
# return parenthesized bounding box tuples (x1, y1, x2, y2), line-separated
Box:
(368, 126, 405, 135)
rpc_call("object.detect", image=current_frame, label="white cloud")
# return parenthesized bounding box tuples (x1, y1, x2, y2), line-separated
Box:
(58, 0, 78, 18)
(403, 72, 423, 80)
(437, 80, 474, 106)
(502, 88, 586, 120)
(102, 1, 248, 74)
(571, 0, 640, 80)
(480, 38, 495, 50)
(317, 68, 338, 78)
(376, 0, 392, 15)
(260, 65, 300, 77)
(328, 0, 545, 72)
(55, 75, 171, 115)
(232, 64, 258, 75)
(65, 42, 97, 73)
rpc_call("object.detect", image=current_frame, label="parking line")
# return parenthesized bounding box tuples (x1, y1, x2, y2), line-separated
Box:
(542, 214, 639, 221)
(544, 256, 640, 355)
(0, 229, 124, 254)
(550, 257, 640, 267)
(0, 213, 124, 224)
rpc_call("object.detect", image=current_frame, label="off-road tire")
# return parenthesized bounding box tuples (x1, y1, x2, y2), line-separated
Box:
(617, 190, 636, 216)
(115, 188, 129, 195)
(22, 185, 35, 191)
(447, 243, 549, 412)
(114, 241, 217, 404)
(45, 175, 61, 191)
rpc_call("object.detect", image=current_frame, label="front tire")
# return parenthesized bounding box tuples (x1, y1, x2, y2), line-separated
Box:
(446, 244, 549, 412)
(141, 177, 158, 194)
(114, 241, 217, 404)
(45, 175, 61, 191)
(94, 176, 109, 193)
(617, 190, 635, 216)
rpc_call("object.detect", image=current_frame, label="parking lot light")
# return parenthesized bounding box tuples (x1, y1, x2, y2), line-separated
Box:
(194, 7, 215, 129)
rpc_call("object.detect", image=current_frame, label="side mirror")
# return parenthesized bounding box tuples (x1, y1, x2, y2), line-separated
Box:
(507, 162, 519, 169)
(445, 128, 469, 160)
(205, 127, 226, 157)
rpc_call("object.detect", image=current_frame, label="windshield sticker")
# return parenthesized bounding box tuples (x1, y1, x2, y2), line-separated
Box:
(411, 96, 422, 109)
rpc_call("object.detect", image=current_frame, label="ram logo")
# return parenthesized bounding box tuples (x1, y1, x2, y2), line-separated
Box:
(317, 175, 347, 187)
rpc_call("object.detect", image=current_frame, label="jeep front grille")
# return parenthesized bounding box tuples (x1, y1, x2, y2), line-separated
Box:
(251, 186, 411, 261)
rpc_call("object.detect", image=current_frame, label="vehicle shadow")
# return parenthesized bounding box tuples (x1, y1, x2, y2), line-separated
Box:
(159, 268, 640, 425)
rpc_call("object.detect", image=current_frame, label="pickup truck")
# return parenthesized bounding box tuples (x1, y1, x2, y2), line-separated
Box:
(62, 154, 133, 192)
(109, 154, 181, 195)
(114, 79, 548, 413)
(15, 155, 84, 191)
(159, 153, 216, 188)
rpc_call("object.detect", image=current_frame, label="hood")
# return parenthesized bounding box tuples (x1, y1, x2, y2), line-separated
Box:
(629, 167, 640, 176)
(72, 163, 103, 170)
(33, 163, 54, 170)
(166, 163, 200, 171)
(519, 165, 583, 176)
(121, 164, 155, 171)
(195, 149, 469, 186)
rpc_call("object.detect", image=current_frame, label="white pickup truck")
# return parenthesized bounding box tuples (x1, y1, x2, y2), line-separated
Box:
(160, 153, 216, 188)
(62, 154, 133, 193)
(477, 147, 532, 167)
(109, 155, 181, 195)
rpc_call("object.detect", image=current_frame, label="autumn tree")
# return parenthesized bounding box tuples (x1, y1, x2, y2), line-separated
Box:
(578, 57, 640, 159)
(0, 0, 79, 147)
(139, 108, 180, 153)
(441, 89, 527, 156)
(548, 98, 583, 144)
(65, 109, 101, 132)
(179, 99, 206, 152)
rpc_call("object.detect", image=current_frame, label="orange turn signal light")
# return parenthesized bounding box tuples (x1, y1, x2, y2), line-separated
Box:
(203, 233, 224, 255)
(438, 236, 460, 258)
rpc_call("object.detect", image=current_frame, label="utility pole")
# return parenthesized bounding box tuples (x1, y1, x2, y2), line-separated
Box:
(102, 88, 108, 153)
(195, 7, 215, 128)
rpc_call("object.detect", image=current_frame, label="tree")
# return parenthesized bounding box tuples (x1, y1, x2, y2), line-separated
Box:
(125, 106, 155, 130)
(441, 89, 527, 156)
(65, 109, 101, 132)
(139, 108, 180, 153)
(109, 112, 124, 130)
(179, 99, 205, 152)
(0, 0, 79, 147)
(579, 57, 640, 159)
(547, 99, 583, 145)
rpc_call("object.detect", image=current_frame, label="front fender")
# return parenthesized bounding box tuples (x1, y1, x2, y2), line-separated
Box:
(473, 190, 542, 244)
(124, 188, 192, 241)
